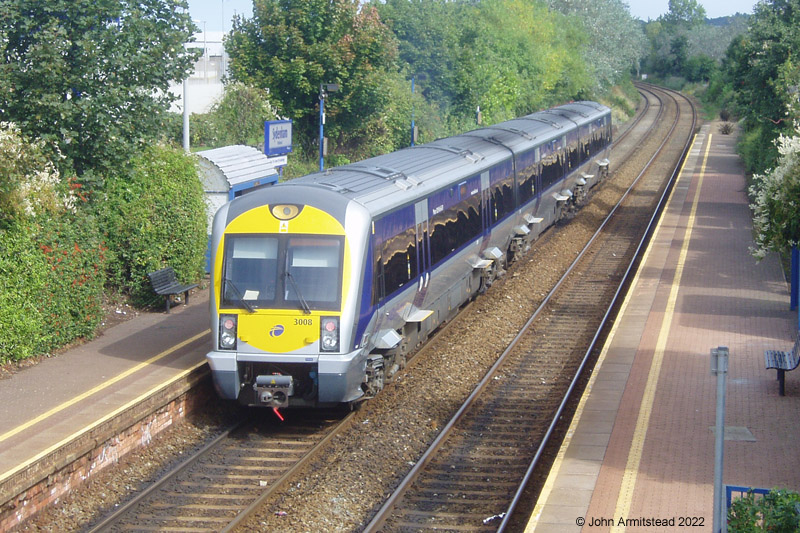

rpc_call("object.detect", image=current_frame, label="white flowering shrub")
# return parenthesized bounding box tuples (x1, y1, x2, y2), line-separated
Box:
(0, 123, 105, 362)
(0, 122, 77, 226)
(750, 122, 800, 260)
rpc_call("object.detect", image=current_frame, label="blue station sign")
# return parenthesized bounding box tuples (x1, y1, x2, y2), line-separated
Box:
(264, 120, 293, 156)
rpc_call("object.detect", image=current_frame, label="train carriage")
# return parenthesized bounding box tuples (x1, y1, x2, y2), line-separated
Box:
(206, 101, 612, 410)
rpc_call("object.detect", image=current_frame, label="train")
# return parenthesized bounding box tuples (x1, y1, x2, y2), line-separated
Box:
(206, 101, 612, 411)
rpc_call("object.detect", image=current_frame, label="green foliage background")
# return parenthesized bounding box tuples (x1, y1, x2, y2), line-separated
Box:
(224, 0, 645, 160)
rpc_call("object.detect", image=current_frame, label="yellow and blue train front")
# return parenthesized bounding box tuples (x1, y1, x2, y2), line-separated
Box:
(206, 187, 369, 408)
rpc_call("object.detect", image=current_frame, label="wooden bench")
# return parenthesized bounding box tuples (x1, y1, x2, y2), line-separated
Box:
(764, 333, 800, 396)
(147, 267, 198, 314)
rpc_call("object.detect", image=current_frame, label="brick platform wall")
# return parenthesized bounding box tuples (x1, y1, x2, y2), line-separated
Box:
(0, 376, 211, 531)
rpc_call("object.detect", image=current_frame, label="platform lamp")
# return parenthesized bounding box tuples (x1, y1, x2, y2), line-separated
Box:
(319, 83, 339, 172)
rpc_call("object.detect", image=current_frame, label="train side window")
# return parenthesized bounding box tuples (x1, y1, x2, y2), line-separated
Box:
(380, 226, 417, 295)
(490, 159, 514, 223)
(517, 148, 537, 206)
(429, 179, 481, 267)
(566, 130, 580, 170)
(372, 205, 418, 303)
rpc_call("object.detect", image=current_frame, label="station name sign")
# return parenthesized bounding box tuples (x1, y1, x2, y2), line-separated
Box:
(265, 120, 293, 157)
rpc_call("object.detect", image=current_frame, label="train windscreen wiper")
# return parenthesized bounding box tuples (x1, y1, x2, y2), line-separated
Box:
(285, 271, 312, 314)
(223, 278, 255, 313)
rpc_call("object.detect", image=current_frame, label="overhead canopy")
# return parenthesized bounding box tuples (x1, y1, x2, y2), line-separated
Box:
(196, 145, 279, 191)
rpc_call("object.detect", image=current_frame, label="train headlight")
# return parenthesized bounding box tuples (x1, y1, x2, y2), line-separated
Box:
(320, 317, 340, 352)
(219, 314, 237, 350)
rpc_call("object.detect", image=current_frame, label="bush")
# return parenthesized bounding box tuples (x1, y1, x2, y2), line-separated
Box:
(728, 488, 800, 532)
(0, 222, 50, 360)
(100, 144, 207, 306)
(0, 213, 107, 362)
(0, 122, 68, 228)
(739, 124, 780, 176)
(0, 123, 106, 363)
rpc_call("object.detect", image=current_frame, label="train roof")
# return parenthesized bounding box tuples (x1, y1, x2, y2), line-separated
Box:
(250, 101, 609, 219)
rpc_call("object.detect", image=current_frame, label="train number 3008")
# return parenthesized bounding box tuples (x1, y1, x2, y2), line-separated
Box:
(294, 318, 314, 326)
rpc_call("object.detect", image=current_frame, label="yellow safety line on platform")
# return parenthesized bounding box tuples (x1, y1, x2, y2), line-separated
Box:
(609, 134, 712, 532)
(0, 359, 208, 485)
(523, 134, 697, 531)
(524, 133, 699, 532)
(0, 329, 209, 448)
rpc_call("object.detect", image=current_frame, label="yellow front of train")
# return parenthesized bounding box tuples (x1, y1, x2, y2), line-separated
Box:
(206, 187, 369, 409)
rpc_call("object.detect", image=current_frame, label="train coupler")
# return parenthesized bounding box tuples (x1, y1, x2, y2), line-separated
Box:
(254, 374, 293, 408)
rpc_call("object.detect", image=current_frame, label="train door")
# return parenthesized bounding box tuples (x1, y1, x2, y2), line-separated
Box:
(480, 171, 491, 235)
(414, 200, 430, 293)
(536, 147, 543, 203)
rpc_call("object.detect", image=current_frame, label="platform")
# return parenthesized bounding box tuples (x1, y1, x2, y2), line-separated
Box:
(0, 290, 210, 529)
(528, 124, 800, 531)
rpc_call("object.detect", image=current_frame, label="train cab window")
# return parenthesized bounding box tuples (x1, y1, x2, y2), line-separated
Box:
(222, 236, 279, 306)
(285, 237, 343, 306)
(221, 234, 343, 311)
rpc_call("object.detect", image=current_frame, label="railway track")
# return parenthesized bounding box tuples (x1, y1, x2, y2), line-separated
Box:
(363, 85, 697, 531)
(87, 411, 352, 532)
(83, 85, 696, 533)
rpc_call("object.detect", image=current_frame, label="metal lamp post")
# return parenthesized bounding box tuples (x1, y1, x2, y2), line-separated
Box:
(410, 73, 426, 147)
(319, 83, 339, 172)
(411, 76, 416, 147)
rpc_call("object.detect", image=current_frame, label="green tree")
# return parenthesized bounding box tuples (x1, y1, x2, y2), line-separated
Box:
(547, 0, 647, 92)
(375, 0, 464, 113)
(727, 0, 800, 174)
(226, 0, 399, 155)
(660, 0, 707, 30)
(0, 0, 198, 177)
(379, 0, 596, 127)
(670, 34, 689, 75)
(189, 82, 281, 149)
